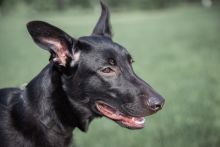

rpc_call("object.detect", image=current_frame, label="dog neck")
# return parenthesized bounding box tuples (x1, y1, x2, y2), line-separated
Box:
(24, 63, 93, 134)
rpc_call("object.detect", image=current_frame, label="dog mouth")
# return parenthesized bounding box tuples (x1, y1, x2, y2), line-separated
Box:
(95, 101, 145, 129)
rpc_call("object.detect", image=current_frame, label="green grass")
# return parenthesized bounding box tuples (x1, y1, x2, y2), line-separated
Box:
(0, 4, 220, 147)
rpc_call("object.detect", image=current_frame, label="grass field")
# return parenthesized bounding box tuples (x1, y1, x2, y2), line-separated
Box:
(0, 4, 220, 147)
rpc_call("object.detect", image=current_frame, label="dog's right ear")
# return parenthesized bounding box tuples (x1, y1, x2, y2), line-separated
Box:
(27, 21, 77, 66)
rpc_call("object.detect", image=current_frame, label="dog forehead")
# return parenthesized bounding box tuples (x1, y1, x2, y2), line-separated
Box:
(78, 36, 129, 57)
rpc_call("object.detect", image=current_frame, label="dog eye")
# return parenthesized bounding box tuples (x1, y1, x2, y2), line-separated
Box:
(108, 58, 116, 66)
(101, 67, 114, 73)
(127, 54, 134, 64)
(129, 58, 134, 64)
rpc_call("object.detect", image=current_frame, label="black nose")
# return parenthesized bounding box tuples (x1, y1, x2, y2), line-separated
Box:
(147, 96, 165, 111)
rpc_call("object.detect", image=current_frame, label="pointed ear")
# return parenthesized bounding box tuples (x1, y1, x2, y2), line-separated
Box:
(27, 21, 76, 66)
(92, 1, 112, 38)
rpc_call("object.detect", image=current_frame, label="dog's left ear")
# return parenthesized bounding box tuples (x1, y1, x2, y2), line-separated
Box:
(92, 1, 112, 38)
(27, 21, 78, 66)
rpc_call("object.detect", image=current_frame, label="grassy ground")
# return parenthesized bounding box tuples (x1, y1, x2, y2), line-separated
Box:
(0, 4, 220, 147)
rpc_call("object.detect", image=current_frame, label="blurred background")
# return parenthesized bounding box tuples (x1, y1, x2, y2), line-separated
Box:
(0, 0, 220, 147)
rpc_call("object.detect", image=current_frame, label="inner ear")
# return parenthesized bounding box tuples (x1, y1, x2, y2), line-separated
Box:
(40, 37, 72, 66)
(27, 21, 77, 67)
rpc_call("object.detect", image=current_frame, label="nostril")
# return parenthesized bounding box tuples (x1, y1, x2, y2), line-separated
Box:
(148, 97, 165, 111)
(150, 104, 161, 111)
(155, 104, 162, 110)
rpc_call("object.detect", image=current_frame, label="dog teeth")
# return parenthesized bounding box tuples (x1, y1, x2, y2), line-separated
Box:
(132, 117, 145, 125)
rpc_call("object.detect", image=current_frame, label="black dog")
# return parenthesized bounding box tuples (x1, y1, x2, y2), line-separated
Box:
(0, 1, 164, 147)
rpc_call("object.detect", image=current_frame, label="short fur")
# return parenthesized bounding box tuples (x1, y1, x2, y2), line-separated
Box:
(0, 1, 164, 147)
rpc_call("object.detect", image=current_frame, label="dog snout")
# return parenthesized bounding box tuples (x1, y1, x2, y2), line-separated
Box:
(147, 96, 165, 112)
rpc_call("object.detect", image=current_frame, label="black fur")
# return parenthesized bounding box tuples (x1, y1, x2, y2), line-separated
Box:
(0, 1, 165, 147)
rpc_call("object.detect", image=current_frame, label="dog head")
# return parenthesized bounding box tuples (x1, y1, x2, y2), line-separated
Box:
(27, 1, 164, 131)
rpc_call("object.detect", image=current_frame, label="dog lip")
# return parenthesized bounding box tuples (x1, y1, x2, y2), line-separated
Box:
(95, 101, 146, 129)
(95, 101, 123, 120)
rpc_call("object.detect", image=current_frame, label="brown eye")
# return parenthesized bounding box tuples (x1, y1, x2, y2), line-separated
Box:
(109, 58, 116, 66)
(101, 67, 113, 73)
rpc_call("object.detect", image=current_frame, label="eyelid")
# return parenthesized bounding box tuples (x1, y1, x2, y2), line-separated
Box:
(101, 67, 114, 73)
(98, 66, 117, 77)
